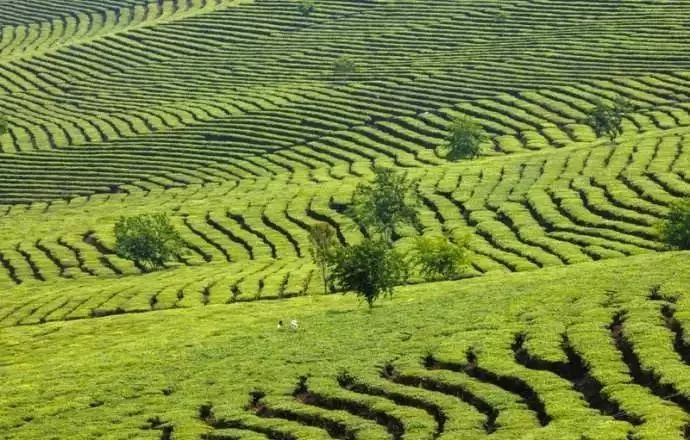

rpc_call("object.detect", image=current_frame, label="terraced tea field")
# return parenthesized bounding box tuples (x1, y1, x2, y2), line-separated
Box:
(2, 253, 690, 440)
(2, 0, 690, 439)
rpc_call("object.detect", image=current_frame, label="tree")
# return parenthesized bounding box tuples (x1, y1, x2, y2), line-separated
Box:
(298, 0, 315, 16)
(330, 239, 407, 308)
(0, 116, 8, 137)
(583, 96, 633, 142)
(333, 55, 358, 75)
(348, 167, 421, 242)
(658, 199, 690, 250)
(0, 115, 8, 148)
(445, 116, 486, 160)
(114, 213, 184, 269)
(309, 222, 340, 294)
(411, 235, 469, 281)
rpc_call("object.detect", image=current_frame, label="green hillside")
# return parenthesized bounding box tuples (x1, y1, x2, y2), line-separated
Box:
(1, 0, 690, 439)
(3, 253, 690, 439)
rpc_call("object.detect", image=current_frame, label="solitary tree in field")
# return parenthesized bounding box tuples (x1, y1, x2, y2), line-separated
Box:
(445, 116, 487, 160)
(348, 167, 421, 242)
(114, 213, 184, 270)
(298, 0, 315, 15)
(0, 116, 8, 146)
(411, 235, 469, 281)
(309, 222, 340, 294)
(333, 55, 359, 75)
(658, 199, 690, 250)
(330, 239, 407, 308)
(583, 96, 633, 142)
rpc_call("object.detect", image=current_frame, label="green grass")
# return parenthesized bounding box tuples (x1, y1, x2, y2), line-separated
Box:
(2, 252, 690, 439)
(2, 1, 690, 439)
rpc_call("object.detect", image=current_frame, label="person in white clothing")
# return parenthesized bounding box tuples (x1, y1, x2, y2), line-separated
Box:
(289, 319, 299, 331)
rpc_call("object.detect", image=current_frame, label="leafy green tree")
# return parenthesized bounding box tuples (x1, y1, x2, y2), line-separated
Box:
(0, 115, 8, 148)
(348, 167, 421, 242)
(330, 239, 407, 308)
(445, 116, 487, 160)
(333, 55, 358, 75)
(0, 116, 8, 137)
(658, 199, 690, 250)
(583, 96, 633, 142)
(114, 213, 184, 269)
(411, 235, 469, 281)
(298, 0, 315, 16)
(309, 222, 340, 294)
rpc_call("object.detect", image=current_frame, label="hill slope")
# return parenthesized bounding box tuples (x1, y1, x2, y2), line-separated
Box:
(2, 252, 690, 439)
(1, 1, 690, 439)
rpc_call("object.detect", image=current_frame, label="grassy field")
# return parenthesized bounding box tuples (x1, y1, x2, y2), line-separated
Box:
(1, 0, 690, 439)
(2, 252, 690, 440)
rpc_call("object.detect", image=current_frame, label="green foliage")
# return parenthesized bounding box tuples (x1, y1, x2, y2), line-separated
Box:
(298, 0, 315, 16)
(445, 116, 487, 160)
(330, 239, 407, 308)
(333, 55, 359, 75)
(348, 167, 421, 242)
(411, 235, 469, 281)
(114, 213, 184, 269)
(658, 199, 690, 249)
(583, 96, 633, 142)
(309, 222, 340, 294)
(0, 116, 8, 136)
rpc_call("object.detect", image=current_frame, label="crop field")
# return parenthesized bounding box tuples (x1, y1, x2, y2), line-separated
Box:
(2, 253, 690, 440)
(1, 0, 690, 439)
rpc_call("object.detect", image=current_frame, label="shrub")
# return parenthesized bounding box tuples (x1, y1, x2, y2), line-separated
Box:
(583, 96, 633, 142)
(348, 167, 421, 242)
(333, 55, 359, 75)
(445, 116, 487, 160)
(0, 116, 7, 136)
(298, 0, 315, 16)
(309, 222, 340, 294)
(411, 235, 469, 281)
(658, 199, 690, 250)
(114, 213, 183, 269)
(330, 239, 408, 308)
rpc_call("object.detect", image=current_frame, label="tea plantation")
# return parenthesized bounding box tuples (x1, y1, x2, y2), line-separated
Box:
(1, 0, 690, 439)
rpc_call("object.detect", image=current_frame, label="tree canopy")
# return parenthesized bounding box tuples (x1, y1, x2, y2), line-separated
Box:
(583, 96, 633, 142)
(347, 167, 421, 242)
(330, 239, 407, 308)
(114, 213, 184, 269)
(411, 235, 469, 281)
(445, 116, 487, 160)
(658, 199, 690, 250)
(309, 222, 340, 294)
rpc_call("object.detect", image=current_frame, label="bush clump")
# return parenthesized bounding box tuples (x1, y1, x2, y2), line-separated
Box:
(333, 55, 359, 75)
(411, 235, 469, 281)
(658, 199, 690, 250)
(348, 166, 421, 242)
(114, 213, 183, 270)
(583, 96, 633, 142)
(298, 0, 315, 15)
(444, 116, 487, 160)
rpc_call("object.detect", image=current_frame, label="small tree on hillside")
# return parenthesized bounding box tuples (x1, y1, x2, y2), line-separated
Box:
(411, 235, 469, 281)
(348, 167, 421, 242)
(114, 213, 184, 270)
(333, 55, 359, 75)
(0, 115, 8, 148)
(445, 116, 487, 160)
(0, 116, 8, 136)
(583, 96, 633, 142)
(309, 222, 340, 294)
(298, 0, 315, 16)
(658, 199, 690, 250)
(330, 239, 407, 308)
